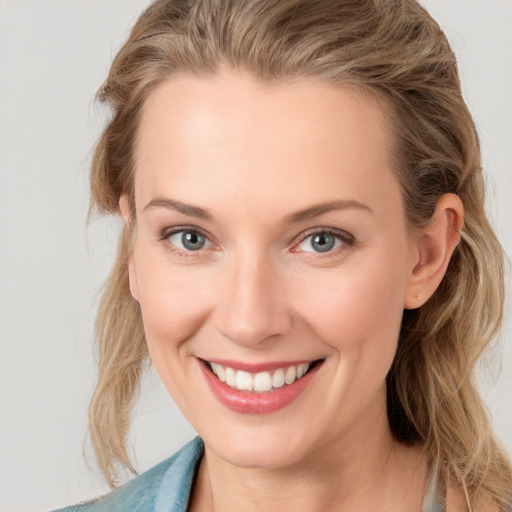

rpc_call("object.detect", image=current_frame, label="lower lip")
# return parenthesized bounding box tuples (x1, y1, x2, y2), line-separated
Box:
(199, 360, 322, 414)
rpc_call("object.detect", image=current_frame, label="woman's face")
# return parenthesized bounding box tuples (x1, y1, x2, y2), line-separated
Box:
(126, 68, 420, 468)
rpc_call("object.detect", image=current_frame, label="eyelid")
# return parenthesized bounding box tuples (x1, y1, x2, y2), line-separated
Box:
(291, 227, 355, 253)
(159, 225, 218, 252)
(160, 225, 211, 240)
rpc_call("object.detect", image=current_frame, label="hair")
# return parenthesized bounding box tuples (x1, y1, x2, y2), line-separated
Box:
(87, 0, 512, 508)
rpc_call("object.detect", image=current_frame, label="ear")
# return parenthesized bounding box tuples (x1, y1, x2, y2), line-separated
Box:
(404, 193, 464, 309)
(119, 194, 139, 302)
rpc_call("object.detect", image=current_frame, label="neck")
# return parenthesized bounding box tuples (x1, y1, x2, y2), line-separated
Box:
(189, 389, 428, 512)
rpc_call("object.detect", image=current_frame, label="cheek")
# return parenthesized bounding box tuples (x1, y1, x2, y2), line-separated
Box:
(288, 247, 409, 428)
(132, 249, 217, 418)
(133, 250, 214, 351)
(292, 248, 408, 356)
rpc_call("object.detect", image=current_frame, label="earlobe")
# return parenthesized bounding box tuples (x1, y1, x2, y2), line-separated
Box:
(404, 194, 463, 309)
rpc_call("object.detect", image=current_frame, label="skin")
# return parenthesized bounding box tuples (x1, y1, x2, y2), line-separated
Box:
(120, 67, 464, 511)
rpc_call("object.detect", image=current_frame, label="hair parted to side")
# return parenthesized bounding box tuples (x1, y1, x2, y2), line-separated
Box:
(88, 0, 512, 507)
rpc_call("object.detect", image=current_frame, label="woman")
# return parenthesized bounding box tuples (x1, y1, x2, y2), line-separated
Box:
(55, 0, 512, 510)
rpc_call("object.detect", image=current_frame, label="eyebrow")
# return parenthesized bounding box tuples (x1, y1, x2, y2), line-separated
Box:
(143, 196, 213, 220)
(285, 199, 373, 223)
(143, 196, 372, 223)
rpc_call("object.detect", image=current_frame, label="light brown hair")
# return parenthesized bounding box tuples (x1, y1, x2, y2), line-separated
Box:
(88, 0, 512, 508)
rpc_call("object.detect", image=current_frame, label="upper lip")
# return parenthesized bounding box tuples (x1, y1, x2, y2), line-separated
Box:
(199, 357, 323, 373)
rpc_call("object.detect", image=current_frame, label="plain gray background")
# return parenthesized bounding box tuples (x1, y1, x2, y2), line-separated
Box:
(0, 1, 511, 511)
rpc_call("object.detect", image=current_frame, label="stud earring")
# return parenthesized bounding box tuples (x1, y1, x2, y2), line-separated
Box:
(416, 293, 422, 301)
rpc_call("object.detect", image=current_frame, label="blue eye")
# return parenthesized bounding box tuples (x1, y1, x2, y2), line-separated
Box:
(168, 230, 212, 251)
(296, 231, 347, 253)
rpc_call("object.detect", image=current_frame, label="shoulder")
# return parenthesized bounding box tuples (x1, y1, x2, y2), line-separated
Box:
(52, 437, 204, 512)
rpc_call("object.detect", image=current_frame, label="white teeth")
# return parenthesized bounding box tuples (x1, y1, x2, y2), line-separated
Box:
(236, 370, 253, 391)
(285, 366, 296, 385)
(210, 363, 226, 382)
(225, 367, 236, 387)
(254, 372, 272, 392)
(272, 368, 285, 388)
(297, 363, 309, 379)
(208, 361, 312, 392)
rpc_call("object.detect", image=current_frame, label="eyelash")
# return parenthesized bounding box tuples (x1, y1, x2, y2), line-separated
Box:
(292, 228, 355, 257)
(159, 226, 355, 258)
(159, 226, 215, 258)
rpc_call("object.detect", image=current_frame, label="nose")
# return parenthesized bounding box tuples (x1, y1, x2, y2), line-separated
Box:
(212, 251, 292, 348)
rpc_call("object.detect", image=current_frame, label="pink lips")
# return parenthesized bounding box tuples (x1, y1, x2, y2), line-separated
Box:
(199, 359, 323, 414)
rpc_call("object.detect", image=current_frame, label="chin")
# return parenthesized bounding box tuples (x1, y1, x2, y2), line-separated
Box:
(201, 422, 319, 469)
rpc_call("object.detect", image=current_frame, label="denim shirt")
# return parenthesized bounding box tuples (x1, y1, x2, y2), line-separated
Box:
(53, 436, 507, 512)
(53, 437, 204, 512)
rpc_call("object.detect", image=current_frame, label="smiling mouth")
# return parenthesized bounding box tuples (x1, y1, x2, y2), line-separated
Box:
(204, 359, 325, 394)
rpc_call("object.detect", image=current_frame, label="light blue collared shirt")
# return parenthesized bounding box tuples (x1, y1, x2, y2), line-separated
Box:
(53, 437, 204, 512)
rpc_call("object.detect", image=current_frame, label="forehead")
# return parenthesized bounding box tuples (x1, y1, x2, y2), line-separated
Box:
(134, 69, 400, 217)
